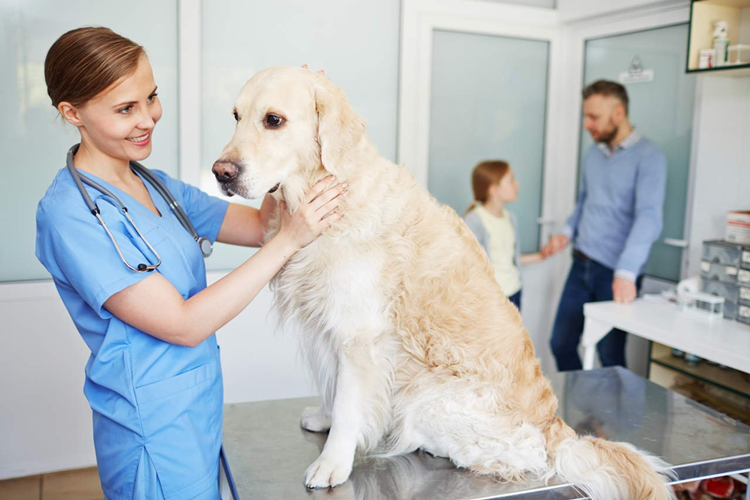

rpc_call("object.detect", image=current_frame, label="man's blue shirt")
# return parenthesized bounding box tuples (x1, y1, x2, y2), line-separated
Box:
(563, 130, 667, 280)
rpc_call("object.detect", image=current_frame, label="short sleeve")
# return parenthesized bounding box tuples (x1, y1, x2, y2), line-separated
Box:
(36, 201, 155, 317)
(156, 172, 229, 244)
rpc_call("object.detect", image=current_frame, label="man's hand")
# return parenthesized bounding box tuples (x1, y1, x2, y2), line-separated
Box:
(542, 234, 570, 258)
(612, 277, 637, 304)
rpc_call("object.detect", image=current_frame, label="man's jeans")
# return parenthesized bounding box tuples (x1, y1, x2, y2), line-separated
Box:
(550, 252, 642, 372)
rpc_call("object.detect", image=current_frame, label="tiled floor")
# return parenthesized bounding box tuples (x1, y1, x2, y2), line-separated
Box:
(0, 467, 103, 500)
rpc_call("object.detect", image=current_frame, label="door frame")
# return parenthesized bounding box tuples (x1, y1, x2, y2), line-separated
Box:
(398, 0, 564, 244)
(558, 2, 695, 282)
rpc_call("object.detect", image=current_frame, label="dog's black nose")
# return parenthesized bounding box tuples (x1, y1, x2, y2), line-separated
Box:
(212, 160, 240, 183)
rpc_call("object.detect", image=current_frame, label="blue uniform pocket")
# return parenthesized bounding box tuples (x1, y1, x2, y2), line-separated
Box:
(135, 363, 210, 404)
(134, 360, 223, 498)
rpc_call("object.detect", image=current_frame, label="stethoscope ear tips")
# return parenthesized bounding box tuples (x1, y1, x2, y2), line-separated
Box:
(138, 263, 148, 272)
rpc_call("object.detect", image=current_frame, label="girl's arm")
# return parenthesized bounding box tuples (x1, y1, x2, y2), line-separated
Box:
(104, 177, 346, 347)
(520, 252, 545, 265)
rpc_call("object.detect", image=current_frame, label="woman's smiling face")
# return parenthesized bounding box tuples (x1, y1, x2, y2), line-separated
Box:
(71, 54, 162, 163)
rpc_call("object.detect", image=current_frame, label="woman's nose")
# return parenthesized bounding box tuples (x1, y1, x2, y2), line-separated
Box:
(139, 110, 156, 129)
(138, 104, 159, 129)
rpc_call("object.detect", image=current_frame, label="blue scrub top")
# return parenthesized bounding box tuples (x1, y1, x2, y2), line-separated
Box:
(36, 166, 229, 499)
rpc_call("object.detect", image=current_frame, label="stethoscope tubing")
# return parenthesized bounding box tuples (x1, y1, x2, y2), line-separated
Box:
(65, 144, 212, 272)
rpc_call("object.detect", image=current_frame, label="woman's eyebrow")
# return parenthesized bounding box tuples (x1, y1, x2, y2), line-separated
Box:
(112, 86, 158, 108)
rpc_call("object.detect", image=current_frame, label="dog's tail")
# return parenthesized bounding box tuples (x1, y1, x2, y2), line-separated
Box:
(544, 417, 677, 500)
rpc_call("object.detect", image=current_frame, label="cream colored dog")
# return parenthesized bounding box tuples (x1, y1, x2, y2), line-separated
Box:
(212, 66, 676, 499)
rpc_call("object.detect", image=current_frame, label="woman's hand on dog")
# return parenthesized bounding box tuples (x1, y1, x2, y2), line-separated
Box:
(277, 175, 347, 252)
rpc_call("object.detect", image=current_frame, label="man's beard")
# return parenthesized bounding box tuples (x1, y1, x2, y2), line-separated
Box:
(595, 123, 619, 145)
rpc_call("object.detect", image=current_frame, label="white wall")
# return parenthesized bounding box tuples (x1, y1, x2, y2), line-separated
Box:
(558, 0, 688, 22)
(687, 75, 750, 278)
(0, 283, 94, 480)
(487, 0, 556, 8)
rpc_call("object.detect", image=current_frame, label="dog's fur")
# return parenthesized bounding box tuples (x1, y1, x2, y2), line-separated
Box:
(214, 66, 676, 499)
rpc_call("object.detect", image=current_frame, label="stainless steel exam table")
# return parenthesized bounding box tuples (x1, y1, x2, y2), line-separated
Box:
(221, 366, 750, 499)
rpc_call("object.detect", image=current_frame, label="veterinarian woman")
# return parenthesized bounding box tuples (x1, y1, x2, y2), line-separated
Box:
(36, 27, 346, 499)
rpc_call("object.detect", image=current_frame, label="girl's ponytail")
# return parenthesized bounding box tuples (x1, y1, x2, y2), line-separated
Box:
(464, 200, 478, 216)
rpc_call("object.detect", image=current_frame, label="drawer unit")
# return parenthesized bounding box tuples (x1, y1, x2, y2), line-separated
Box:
(740, 285, 750, 307)
(739, 305, 750, 326)
(701, 261, 739, 284)
(743, 248, 750, 270)
(702, 240, 744, 267)
(701, 279, 739, 302)
(725, 300, 739, 320)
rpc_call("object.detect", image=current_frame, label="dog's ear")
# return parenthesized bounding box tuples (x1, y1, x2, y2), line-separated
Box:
(313, 75, 365, 176)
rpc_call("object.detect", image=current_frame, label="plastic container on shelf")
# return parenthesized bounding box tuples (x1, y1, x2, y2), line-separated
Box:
(678, 290, 725, 320)
(684, 353, 702, 366)
(728, 44, 750, 65)
(726, 211, 750, 245)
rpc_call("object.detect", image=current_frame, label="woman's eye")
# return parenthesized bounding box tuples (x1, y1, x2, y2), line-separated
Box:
(119, 105, 133, 115)
(233, 111, 239, 122)
(147, 93, 158, 103)
(264, 114, 284, 128)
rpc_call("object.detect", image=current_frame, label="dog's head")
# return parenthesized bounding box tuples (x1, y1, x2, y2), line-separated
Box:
(212, 66, 365, 202)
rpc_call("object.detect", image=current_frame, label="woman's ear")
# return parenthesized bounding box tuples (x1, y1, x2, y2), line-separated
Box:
(313, 74, 365, 177)
(58, 102, 83, 127)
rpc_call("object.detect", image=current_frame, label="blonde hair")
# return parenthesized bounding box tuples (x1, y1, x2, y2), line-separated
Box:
(464, 160, 510, 216)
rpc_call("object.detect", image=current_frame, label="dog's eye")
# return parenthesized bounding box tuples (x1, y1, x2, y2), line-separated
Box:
(233, 111, 239, 122)
(264, 114, 284, 129)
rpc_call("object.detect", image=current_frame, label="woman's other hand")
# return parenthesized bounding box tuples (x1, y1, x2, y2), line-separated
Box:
(277, 176, 347, 252)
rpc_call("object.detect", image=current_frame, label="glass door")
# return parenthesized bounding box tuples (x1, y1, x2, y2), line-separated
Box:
(580, 24, 696, 282)
(428, 30, 550, 253)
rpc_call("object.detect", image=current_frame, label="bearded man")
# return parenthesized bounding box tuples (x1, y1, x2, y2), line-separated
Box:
(543, 80, 667, 372)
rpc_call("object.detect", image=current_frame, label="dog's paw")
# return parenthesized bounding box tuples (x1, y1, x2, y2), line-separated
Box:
(300, 406, 331, 433)
(304, 455, 353, 488)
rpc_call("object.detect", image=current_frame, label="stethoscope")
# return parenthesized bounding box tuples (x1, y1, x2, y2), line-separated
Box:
(66, 144, 212, 272)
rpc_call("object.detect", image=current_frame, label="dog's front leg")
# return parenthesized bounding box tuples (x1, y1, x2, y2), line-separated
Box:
(304, 336, 385, 488)
(300, 405, 332, 433)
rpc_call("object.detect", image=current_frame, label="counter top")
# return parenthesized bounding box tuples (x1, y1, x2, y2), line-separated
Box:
(223, 367, 750, 499)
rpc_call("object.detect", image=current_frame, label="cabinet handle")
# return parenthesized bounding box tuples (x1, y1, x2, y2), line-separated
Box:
(664, 238, 688, 248)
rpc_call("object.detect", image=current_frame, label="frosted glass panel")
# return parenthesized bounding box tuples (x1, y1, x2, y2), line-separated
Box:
(0, 1, 179, 282)
(429, 30, 549, 252)
(201, 0, 400, 271)
(581, 24, 695, 282)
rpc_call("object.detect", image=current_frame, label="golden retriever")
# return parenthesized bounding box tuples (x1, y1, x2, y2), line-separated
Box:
(212, 66, 676, 499)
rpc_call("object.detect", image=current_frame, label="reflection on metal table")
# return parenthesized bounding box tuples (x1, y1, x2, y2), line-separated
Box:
(222, 367, 750, 499)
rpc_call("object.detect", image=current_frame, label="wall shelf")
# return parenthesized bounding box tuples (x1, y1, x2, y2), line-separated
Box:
(650, 342, 750, 398)
(649, 342, 750, 425)
(687, 0, 750, 73)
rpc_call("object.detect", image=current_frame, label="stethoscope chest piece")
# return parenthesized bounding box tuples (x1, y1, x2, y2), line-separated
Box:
(198, 237, 213, 258)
